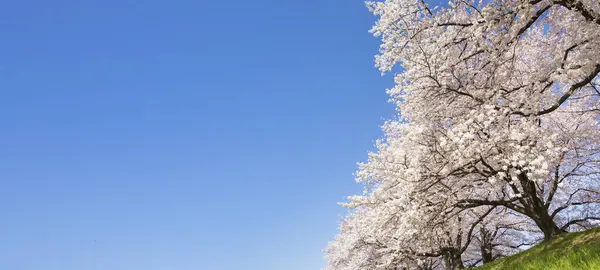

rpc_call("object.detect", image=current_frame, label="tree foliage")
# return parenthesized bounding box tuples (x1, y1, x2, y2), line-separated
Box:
(326, 0, 600, 269)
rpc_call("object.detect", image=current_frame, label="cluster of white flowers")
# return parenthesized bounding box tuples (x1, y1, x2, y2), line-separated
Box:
(326, 0, 600, 269)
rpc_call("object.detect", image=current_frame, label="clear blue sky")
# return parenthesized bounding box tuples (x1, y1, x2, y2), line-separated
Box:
(0, 1, 398, 269)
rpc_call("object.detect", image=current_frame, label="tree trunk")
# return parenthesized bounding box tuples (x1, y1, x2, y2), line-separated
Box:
(534, 211, 565, 241)
(479, 227, 494, 263)
(517, 172, 566, 241)
(442, 250, 464, 270)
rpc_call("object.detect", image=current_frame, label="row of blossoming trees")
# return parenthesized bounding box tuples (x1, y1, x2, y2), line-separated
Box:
(325, 0, 600, 269)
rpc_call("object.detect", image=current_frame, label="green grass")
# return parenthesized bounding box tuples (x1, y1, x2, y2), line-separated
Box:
(475, 226, 600, 270)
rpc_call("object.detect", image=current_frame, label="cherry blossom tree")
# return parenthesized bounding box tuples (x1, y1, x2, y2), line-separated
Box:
(326, 0, 600, 269)
(365, 0, 600, 241)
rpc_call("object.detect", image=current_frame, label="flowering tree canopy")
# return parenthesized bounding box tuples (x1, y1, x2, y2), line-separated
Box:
(326, 0, 600, 269)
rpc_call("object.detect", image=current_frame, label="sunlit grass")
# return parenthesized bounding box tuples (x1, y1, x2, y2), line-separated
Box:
(475, 227, 600, 270)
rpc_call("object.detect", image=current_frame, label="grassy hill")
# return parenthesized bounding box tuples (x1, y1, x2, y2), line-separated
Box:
(475, 226, 600, 270)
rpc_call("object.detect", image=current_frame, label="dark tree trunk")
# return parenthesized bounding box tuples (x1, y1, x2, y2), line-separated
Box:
(517, 172, 566, 241)
(442, 250, 464, 270)
(479, 227, 494, 263)
(533, 211, 565, 241)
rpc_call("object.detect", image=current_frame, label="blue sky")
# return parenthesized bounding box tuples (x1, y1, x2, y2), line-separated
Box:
(0, 1, 398, 269)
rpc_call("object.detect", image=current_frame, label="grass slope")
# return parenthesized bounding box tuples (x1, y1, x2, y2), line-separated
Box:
(476, 226, 600, 270)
